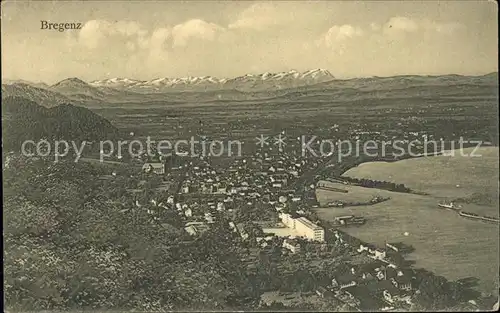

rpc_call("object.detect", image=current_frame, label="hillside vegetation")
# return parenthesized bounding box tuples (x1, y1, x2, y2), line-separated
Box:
(2, 96, 119, 151)
(3, 158, 262, 311)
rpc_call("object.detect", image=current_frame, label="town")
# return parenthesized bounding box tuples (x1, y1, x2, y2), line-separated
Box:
(86, 125, 492, 311)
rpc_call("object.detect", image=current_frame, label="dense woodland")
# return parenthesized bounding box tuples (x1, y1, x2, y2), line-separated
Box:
(2, 96, 119, 151)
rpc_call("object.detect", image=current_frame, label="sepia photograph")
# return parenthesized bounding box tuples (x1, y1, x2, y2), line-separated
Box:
(2, 0, 499, 311)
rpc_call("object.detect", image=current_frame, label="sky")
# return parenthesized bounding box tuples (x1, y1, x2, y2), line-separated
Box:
(1, 0, 498, 83)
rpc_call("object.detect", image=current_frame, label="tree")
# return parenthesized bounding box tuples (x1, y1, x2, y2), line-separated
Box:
(414, 270, 457, 310)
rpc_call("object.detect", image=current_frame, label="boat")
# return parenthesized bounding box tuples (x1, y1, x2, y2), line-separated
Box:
(371, 196, 389, 204)
(327, 201, 345, 207)
(437, 202, 458, 210)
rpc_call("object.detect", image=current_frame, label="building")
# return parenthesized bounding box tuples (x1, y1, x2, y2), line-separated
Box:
(391, 275, 412, 291)
(184, 222, 209, 236)
(279, 213, 296, 229)
(282, 238, 301, 254)
(279, 213, 324, 242)
(332, 273, 357, 289)
(184, 225, 198, 236)
(357, 243, 387, 260)
(294, 217, 325, 242)
(142, 162, 165, 174)
(373, 248, 387, 260)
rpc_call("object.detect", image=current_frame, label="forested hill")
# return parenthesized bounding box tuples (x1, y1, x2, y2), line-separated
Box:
(2, 158, 264, 311)
(2, 96, 119, 150)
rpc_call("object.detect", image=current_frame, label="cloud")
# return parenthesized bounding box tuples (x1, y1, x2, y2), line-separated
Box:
(146, 27, 170, 64)
(316, 24, 364, 54)
(76, 19, 172, 73)
(78, 20, 110, 49)
(78, 20, 148, 50)
(112, 21, 148, 37)
(421, 19, 465, 34)
(384, 17, 419, 33)
(149, 27, 170, 50)
(370, 23, 381, 31)
(228, 2, 292, 31)
(75, 18, 228, 73)
(171, 19, 225, 47)
(126, 41, 136, 51)
(382, 16, 465, 36)
(325, 25, 363, 42)
(56, 10, 475, 81)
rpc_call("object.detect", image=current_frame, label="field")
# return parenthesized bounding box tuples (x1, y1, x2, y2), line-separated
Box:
(315, 149, 499, 294)
(88, 96, 496, 149)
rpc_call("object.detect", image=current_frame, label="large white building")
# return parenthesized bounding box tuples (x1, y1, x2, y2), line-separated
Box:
(279, 213, 325, 242)
(295, 217, 325, 242)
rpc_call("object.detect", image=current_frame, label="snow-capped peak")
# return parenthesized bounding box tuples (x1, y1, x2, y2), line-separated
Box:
(89, 77, 143, 87)
(262, 72, 273, 80)
(301, 68, 332, 79)
(88, 69, 334, 91)
(145, 76, 223, 86)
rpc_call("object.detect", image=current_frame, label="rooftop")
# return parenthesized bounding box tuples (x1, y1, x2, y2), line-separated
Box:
(296, 217, 323, 230)
(143, 162, 164, 168)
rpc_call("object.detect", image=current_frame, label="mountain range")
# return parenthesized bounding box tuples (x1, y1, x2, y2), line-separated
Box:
(88, 69, 334, 92)
(2, 70, 498, 107)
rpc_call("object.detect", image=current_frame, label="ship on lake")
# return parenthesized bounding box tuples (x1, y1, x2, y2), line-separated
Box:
(437, 201, 459, 211)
